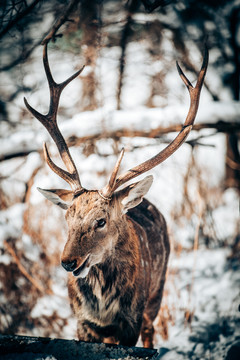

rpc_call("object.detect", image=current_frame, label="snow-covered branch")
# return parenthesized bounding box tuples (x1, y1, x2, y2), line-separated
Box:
(1, 102, 239, 161)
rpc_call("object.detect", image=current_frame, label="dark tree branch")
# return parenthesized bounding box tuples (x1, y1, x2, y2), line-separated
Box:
(0, 40, 41, 72)
(0, 0, 42, 40)
(0, 149, 37, 162)
(68, 121, 240, 148)
(41, 0, 80, 45)
(141, 0, 174, 13)
(225, 8, 240, 189)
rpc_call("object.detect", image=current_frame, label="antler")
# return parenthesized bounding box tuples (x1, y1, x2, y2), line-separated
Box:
(24, 43, 85, 193)
(101, 46, 208, 199)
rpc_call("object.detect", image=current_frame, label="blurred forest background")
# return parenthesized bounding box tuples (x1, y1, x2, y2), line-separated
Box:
(0, 0, 240, 359)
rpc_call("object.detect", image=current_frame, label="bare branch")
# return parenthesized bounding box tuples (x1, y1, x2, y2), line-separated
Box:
(1, 120, 239, 163)
(141, 0, 174, 13)
(41, 0, 80, 45)
(0, 0, 42, 40)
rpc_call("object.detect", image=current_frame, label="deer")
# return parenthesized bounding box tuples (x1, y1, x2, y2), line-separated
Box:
(24, 42, 208, 348)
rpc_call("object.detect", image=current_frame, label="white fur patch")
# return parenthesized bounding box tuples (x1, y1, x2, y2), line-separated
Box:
(78, 266, 90, 278)
(74, 265, 91, 279)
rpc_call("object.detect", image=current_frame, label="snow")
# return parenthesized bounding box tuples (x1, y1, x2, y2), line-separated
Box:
(212, 188, 239, 241)
(0, 203, 26, 248)
(152, 247, 240, 358)
(18, 234, 41, 262)
(31, 295, 71, 320)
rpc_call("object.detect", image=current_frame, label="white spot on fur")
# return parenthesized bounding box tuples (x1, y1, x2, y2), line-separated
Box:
(76, 266, 90, 278)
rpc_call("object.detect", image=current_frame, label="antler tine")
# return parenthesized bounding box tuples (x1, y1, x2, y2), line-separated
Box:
(100, 148, 125, 199)
(24, 43, 85, 192)
(42, 43, 85, 123)
(43, 143, 80, 190)
(103, 47, 208, 198)
(176, 45, 208, 127)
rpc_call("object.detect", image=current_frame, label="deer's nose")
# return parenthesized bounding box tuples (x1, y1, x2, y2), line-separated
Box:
(61, 259, 77, 272)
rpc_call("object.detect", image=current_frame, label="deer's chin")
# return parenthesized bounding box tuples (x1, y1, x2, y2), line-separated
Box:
(73, 255, 90, 278)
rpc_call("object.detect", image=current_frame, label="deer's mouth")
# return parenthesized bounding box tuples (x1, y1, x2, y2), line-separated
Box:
(73, 255, 90, 278)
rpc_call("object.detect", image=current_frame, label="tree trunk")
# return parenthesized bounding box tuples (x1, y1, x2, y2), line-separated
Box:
(225, 8, 240, 190)
(79, 0, 100, 111)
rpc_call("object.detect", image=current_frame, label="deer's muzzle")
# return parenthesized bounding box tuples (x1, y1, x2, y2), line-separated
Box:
(61, 259, 77, 272)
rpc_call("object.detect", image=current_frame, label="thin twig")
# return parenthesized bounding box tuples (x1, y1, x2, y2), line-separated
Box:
(141, 0, 173, 13)
(0, 39, 42, 72)
(4, 240, 53, 295)
(0, 0, 41, 39)
(186, 193, 204, 326)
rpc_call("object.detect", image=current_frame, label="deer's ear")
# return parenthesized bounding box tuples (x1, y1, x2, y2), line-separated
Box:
(117, 175, 153, 214)
(37, 188, 73, 209)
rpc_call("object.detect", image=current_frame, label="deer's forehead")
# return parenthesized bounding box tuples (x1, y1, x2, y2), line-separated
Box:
(69, 191, 110, 217)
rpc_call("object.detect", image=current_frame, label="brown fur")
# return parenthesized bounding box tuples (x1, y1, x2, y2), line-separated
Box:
(63, 191, 170, 348)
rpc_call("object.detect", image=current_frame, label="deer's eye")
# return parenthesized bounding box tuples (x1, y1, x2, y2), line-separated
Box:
(96, 218, 106, 228)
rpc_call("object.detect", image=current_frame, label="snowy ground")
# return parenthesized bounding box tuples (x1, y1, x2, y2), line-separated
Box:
(153, 248, 240, 359)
